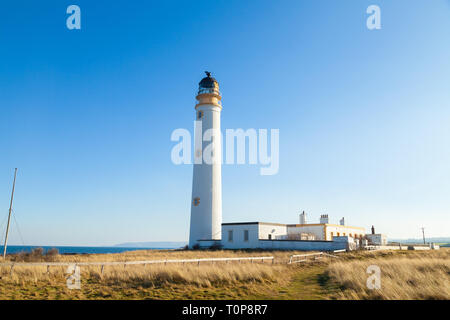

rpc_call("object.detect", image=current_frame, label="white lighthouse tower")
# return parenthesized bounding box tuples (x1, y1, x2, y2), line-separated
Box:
(189, 72, 223, 248)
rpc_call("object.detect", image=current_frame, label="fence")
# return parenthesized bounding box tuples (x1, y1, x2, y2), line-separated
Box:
(0, 256, 275, 274)
(288, 252, 340, 264)
(0, 251, 346, 273)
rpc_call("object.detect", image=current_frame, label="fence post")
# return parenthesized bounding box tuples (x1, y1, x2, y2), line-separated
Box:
(101, 265, 104, 275)
(46, 265, 50, 274)
(9, 264, 14, 276)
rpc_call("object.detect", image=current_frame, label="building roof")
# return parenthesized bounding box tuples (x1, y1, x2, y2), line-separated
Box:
(222, 222, 287, 227)
(287, 223, 365, 230)
(199, 71, 219, 89)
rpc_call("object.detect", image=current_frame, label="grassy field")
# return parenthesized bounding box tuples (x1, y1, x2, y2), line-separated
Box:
(0, 248, 448, 300)
(327, 249, 450, 299)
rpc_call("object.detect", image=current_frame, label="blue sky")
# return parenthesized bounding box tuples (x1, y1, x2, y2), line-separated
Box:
(0, 0, 449, 246)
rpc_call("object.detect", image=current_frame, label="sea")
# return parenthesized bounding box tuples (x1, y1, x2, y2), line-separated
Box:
(0, 245, 175, 255)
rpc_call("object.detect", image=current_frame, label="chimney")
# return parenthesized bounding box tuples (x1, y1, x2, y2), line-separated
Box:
(371, 225, 375, 235)
(320, 214, 329, 224)
(299, 211, 307, 224)
(339, 217, 345, 226)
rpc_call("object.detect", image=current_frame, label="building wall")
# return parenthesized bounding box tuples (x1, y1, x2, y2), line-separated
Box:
(221, 224, 259, 249)
(256, 239, 348, 251)
(287, 225, 326, 240)
(325, 224, 365, 241)
(258, 223, 287, 240)
(366, 234, 387, 245)
(197, 240, 221, 248)
(220, 223, 353, 251)
(286, 224, 365, 241)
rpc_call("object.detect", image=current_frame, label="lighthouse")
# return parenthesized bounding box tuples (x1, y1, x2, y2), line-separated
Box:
(189, 72, 223, 248)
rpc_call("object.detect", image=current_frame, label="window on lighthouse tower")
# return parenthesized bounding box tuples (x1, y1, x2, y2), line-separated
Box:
(193, 197, 200, 206)
(197, 111, 204, 120)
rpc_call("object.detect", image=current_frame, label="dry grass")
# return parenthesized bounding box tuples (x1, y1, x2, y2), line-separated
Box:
(0, 249, 298, 299)
(1, 249, 448, 299)
(0, 262, 287, 288)
(327, 249, 450, 300)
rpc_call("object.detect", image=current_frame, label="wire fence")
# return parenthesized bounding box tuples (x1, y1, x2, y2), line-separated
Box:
(0, 256, 276, 274)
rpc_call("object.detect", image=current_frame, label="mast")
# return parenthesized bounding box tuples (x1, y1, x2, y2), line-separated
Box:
(3, 168, 18, 259)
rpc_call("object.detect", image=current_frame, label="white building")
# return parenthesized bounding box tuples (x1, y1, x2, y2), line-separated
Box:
(197, 219, 365, 251)
(366, 234, 387, 245)
(366, 226, 387, 245)
(198, 221, 359, 251)
(286, 222, 365, 241)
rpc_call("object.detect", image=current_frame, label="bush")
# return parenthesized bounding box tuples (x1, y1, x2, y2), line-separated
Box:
(31, 247, 44, 257)
(45, 248, 59, 261)
(11, 247, 45, 262)
(14, 251, 29, 262)
(46, 248, 59, 256)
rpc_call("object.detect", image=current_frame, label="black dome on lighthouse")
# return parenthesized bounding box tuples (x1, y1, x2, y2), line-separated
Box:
(199, 71, 219, 88)
(198, 71, 220, 96)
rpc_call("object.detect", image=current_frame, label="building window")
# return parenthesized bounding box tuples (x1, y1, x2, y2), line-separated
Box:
(268, 234, 272, 240)
(244, 230, 249, 242)
(228, 230, 233, 242)
(197, 111, 204, 119)
(337, 232, 340, 236)
(193, 197, 200, 206)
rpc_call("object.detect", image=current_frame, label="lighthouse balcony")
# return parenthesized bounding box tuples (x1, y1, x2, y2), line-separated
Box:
(195, 99, 222, 106)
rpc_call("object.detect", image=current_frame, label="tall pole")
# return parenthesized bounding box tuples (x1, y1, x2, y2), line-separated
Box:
(421, 227, 426, 244)
(3, 168, 18, 259)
